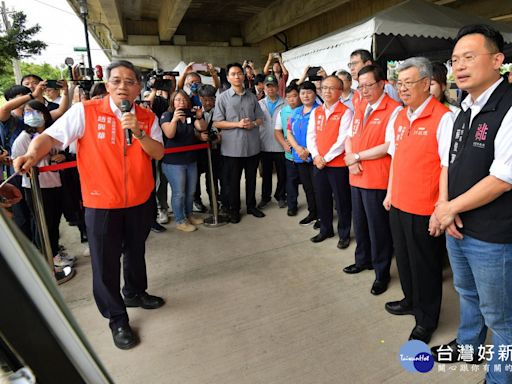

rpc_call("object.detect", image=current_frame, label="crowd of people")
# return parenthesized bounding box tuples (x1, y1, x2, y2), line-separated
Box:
(0, 21, 511, 384)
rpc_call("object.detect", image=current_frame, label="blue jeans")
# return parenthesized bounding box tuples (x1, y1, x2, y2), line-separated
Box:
(447, 234, 512, 384)
(162, 162, 197, 224)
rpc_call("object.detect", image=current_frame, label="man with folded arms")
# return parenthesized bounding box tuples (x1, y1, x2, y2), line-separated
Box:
(383, 57, 453, 344)
(343, 65, 401, 296)
(432, 25, 512, 384)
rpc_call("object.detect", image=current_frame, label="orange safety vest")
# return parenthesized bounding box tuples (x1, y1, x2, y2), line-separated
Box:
(350, 94, 400, 190)
(313, 102, 349, 167)
(77, 96, 156, 209)
(391, 97, 449, 215)
(352, 89, 362, 112)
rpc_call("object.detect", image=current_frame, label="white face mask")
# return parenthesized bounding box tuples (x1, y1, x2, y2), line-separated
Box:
(23, 111, 45, 128)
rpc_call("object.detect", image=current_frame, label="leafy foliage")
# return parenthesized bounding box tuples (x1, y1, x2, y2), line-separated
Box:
(0, 11, 47, 75)
(0, 62, 62, 95)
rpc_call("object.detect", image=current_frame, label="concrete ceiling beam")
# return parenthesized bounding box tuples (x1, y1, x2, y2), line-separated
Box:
(242, 0, 350, 44)
(96, 0, 125, 40)
(158, 0, 192, 42)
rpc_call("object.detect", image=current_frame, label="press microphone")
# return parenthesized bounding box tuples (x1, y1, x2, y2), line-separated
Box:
(120, 99, 132, 145)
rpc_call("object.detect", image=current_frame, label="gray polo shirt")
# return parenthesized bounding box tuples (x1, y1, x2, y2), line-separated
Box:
(259, 96, 285, 152)
(213, 87, 264, 157)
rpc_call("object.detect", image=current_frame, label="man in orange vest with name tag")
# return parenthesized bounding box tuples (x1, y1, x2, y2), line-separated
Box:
(14, 60, 165, 350)
(306, 76, 353, 249)
(343, 65, 402, 296)
(383, 57, 454, 344)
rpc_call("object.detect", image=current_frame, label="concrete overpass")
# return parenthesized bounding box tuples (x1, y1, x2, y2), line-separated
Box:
(66, 0, 512, 70)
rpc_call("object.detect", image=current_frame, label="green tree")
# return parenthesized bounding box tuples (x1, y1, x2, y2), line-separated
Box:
(0, 62, 61, 95)
(0, 11, 47, 75)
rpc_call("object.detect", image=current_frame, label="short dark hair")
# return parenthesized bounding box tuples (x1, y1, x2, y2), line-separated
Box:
(26, 100, 53, 128)
(254, 73, 266, 85)
(4, 85, 31, 101)
(285, 83, 299, 95)
(358, 65, 385, 82)
(198, 84, 216, 97)
(226, 62, 244, 74)
(431, 62, 448, 86)
(299, 81, 316, 92)
(89, 82, 107, 99)
(455, 24, 504, 53)
(168, 90, 192, 112)
(350, 49, 373, 64)
(106, 60, 142, 82)
(20, 74, 43, 84)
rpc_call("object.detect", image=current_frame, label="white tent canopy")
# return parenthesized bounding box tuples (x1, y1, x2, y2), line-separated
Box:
(282, 0, 512, 80)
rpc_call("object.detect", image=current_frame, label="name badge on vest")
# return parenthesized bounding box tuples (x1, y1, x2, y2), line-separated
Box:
(352, 119, 361, 136)
(396, 125, 407, 143)
(97, 115, 116, 144)
(473, 122, 488, 149)
(316, 115, 325, 131)
(413, 127, 428, 136)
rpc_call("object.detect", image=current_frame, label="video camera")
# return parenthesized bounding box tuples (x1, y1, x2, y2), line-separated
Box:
(147, 69, 179, 91)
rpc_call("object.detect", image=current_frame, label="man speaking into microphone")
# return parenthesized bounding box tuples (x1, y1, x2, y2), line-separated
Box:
(14, 61, 165, 350)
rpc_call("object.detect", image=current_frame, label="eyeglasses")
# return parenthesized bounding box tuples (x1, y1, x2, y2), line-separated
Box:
(356, 82, 378, 91)
(321, 86, 341, 91)
(396, 77, 427, 90)
(347, 61, 362, 69)
(108, 78, 138, 87)
(448, 52, 498, 67)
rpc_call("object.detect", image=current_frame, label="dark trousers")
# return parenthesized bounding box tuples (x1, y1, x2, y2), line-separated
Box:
(85, 197, 153, 330)
(389, 206, 444, 330)
(313, 166, 351, 240)
(351, 187, 393, 281)
(194, 149, 208, 202)
(260, 151, 286, 202)
(11, 174, 32, 240)
(297, 162, 317, 218)
(25, 186, 63, 257)
(285, 159, 299, 210)
(222, 154, 259, 212)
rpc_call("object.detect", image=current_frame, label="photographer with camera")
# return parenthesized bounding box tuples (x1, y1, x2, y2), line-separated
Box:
(263, 53, 289, 98)
(197, 84, 224, 212)
(243, 60, 256, 94)
(143, 70, 178, 229)
(160, 90, 208, 232)
(21, 76, 70, 121)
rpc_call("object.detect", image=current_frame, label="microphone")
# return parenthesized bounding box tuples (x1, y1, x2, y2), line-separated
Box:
(120, 99, 132, 145)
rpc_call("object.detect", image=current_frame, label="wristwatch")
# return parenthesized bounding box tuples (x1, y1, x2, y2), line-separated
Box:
(354, 153, 361, 162)
(28, 93, 35, 99)
(133, 130, 146, 140)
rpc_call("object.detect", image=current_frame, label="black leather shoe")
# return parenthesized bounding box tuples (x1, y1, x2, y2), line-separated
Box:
(385, 300, 414, 315)
(371, 279, 389, 295)
(229, 211, 241, 223)
(247, 208, 265, 218)
(287, 208, 298, 216)
(124, 292, 165, 309)
(310, 232, 334, 243)
(409, 325, 434, 344)
(299, 215, 316, 226)
(257, 199, 270, 209)
(343, 263, 374, 274)
(313, 220, 321, 230)
(431, 339, 484, 364)
(337, 238, 351, 249)
(112, 325, 138, 350)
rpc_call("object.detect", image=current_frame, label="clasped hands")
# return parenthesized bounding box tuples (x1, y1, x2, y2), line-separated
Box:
(430, 200, 463, 239)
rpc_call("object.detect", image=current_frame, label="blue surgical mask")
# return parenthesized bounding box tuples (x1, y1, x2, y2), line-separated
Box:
(190, 83, 200, 93)
(24, 111, 45, 128)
